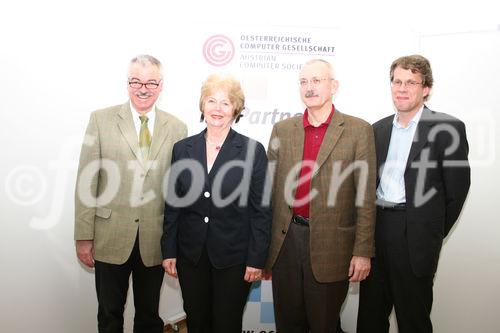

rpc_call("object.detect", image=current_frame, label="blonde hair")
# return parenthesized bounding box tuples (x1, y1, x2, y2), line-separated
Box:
(199, 73, 245, 121)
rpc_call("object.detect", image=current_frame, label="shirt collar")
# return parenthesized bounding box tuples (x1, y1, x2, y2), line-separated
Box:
(393, 105, 424, 129)
(130, 102, 156, 123)
(303, 105, 335, 128)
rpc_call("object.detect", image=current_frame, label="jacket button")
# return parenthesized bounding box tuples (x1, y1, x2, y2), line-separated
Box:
(281, 229, 286, 234)
(204, 191, 211, 198)
(204, 217, 209, 223)
(135, 219, 139, 223)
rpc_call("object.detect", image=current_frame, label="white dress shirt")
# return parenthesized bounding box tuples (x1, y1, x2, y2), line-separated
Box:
(130, 102, 156, 139)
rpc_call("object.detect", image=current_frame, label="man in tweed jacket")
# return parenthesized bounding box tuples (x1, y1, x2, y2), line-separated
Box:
(266, 59, 376, 332)
(74, 55, 187, 333)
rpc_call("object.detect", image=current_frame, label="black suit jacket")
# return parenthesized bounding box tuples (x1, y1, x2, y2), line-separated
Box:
(161, 128, 271, 269)
(374, 107, 470, 276)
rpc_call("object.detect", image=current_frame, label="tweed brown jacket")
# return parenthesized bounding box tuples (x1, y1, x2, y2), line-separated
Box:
(265, 110, 376, 282)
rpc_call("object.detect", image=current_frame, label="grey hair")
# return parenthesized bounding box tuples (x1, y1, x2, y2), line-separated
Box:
(129, 54, 163, 78)
(302, 58, 335, 79)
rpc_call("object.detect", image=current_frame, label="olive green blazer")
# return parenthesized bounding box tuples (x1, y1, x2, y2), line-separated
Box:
(74, 102, 187, 267)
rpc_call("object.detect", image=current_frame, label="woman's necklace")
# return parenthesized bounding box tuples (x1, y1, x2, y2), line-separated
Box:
(205, 136, 225, 150)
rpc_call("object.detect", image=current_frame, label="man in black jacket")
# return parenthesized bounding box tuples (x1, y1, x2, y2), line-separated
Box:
(357, 55, 470, 333)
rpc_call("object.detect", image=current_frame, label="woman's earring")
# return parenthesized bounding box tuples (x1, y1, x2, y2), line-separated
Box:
(235, 108, 244, 123)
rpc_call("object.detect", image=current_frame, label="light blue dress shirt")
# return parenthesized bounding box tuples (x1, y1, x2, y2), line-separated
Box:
(376, 107, 424, 204)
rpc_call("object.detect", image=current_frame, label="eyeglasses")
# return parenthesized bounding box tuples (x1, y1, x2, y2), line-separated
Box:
(299, 77, 332, 87)
(391, 80, 423, 88)
(128, 80, 162, 89)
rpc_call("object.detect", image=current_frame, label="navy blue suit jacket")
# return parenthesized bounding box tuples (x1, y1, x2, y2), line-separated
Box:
(161, 128, 271, 269)
(374, 107, 470, 276)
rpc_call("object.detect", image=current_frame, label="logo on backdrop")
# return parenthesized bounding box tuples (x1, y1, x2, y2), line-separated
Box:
(243, 280, 276, 332)
(203, 34, 235, 66)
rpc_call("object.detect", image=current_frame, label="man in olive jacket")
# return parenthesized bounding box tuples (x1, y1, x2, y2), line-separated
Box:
(74, 55, 187, 333)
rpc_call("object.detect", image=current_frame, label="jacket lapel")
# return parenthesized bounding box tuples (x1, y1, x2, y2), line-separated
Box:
(117, 103, 145, 168)
(145, 110, 171, 173)
(375, 117, 393, 186)
(405, 107, 434, 171)
(186, 130, 209, 186)
(377, 117, 393, 168)
(314, 110, 344, 173)
(208, 129, 243, 181)
(290, 117, 305, 169)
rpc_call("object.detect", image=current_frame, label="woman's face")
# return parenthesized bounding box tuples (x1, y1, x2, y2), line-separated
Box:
(202, 89, 235, 130)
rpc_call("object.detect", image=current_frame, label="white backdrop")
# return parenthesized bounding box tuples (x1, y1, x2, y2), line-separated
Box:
(1, 1, 499, 332)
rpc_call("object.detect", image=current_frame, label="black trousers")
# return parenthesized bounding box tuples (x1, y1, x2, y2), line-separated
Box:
(176, 247, 251, 333)
(94, 237, 164, 333)
(272, 221, 349, 333)
(357, 208, 434, 333)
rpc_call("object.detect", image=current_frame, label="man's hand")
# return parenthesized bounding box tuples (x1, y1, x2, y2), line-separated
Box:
(162, 258, 177, 278)
(244, 266, 262, 283)
(348, 256, 371, 282)
(76, 240, 94, 268)
(262, 270, 272, 280)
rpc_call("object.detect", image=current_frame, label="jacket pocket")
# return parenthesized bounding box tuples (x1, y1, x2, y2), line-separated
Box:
(95, 207, 112, 219)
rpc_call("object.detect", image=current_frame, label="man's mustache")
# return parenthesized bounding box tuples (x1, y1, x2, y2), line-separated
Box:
(136, 92, 153, 97)
(305, 91, 318, 98)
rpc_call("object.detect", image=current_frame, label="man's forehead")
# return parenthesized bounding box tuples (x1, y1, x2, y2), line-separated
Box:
(393, 66, 420, 77)
(299, 62, 329, 78)
(128, 63, 161, 77)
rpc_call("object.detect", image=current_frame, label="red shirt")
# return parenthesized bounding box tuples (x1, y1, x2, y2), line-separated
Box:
(292, 106, 335, 218)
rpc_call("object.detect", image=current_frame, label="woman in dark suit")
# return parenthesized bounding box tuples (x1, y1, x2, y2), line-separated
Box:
(161, 74, 271, 333)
